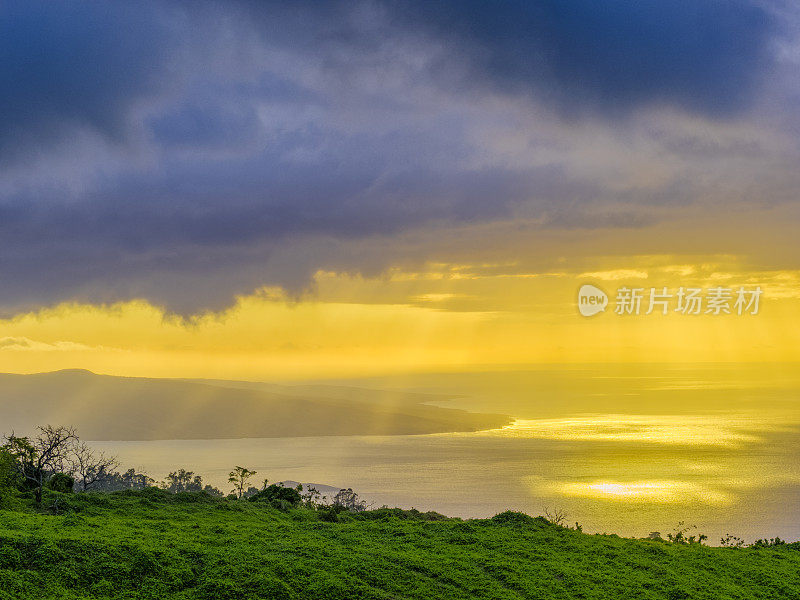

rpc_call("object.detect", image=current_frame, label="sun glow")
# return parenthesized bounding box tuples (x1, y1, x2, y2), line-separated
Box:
(491, 414, 781, 447)
(555, 480, 732, 504)
(0, 257, 798, 380)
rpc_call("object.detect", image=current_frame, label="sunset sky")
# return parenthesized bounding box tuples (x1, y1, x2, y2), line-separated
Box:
(2, 1, 800, 379)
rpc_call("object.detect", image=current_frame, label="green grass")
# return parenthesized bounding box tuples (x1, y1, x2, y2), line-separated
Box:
(1, 490, 799, 599)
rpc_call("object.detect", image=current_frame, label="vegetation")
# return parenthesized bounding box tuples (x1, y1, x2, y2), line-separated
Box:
(228, 466, 257, 499)
(2, 426, 800, 598)
(249, 483, 302, 510)
(3, 426, 79, 504)
(2, 494, 800, 599)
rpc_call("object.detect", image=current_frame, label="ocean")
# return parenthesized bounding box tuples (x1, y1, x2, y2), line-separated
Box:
(90, 364, 800, 544)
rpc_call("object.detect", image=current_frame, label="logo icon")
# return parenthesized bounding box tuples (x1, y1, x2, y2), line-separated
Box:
(578, 284, 608, 317)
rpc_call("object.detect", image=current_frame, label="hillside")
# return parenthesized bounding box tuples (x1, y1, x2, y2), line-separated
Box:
(0, 370, 509, 440)
(1, 491, 798, 599)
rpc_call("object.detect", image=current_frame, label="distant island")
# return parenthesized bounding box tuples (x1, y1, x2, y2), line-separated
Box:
(0, 369, 510, 440)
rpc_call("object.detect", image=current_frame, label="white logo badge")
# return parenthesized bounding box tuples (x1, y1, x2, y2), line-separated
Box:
(578, 284, 608, 317)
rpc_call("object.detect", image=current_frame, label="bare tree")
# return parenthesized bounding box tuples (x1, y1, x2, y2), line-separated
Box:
(3, 425, 78, 504)
(70, 441, 118, 492)
(543, 507, 568, 526)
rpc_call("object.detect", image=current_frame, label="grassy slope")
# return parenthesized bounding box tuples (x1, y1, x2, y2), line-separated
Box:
(0, 492, 799, 600)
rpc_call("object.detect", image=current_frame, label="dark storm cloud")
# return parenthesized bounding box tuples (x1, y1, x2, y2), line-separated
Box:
(0, 0, 791, 313)
(0, 161, 555, 313)
(2, 0, 778, 155)
(394, 0, 778, 117)
(0, 1, 175, 159)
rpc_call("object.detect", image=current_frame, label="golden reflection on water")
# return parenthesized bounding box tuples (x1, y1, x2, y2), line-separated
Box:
(553, 480, 733, 505)
(483, 409, 800, 508)
(487, 413, 786, 446)
(90, 366, 800, 540)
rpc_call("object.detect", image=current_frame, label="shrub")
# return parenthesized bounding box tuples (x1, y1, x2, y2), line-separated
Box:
(720, 534, 745, 548)
(317, 506, 342, 522)
(751, 537, 787, 548)
(248, 484, 301, 509)
(491, 511, 543, 526)
(0, 450, 19, 508)
(667, 522, 708, 545)
(352, 507, 450, 521)
(46, 473, 74, 494)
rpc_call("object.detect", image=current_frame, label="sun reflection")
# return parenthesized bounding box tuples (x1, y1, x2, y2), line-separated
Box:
(555, 480, 732, 504)
(487, 414, 780, 446)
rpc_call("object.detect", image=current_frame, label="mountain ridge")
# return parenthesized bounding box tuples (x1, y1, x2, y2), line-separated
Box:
(0, 370, 510, 441)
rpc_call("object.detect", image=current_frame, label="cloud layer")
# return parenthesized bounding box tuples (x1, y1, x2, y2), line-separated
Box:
(0, 0, 797, 313)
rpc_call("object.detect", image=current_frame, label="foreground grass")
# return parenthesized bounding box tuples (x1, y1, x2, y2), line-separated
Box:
(1, 491, 799, 599)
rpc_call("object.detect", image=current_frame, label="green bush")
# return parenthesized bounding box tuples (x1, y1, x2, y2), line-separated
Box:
(752, 537, 788, 548)
(317, 506, 341, 522)
(46, 473, 74, 494)
(248, 484, 301, 509)
(0, 450, 18, 508)
(352, 507, 451, 521)
(491, 511, 548, 527)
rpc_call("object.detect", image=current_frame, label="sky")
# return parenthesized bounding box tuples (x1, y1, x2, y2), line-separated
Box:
(1, 0, 800, 379)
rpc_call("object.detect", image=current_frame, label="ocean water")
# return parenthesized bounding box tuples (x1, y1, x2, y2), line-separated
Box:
(91, 364, 800, 544)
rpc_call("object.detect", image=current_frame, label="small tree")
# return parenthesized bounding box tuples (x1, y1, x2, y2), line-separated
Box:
(163, 469, 204, 493)
(3, 425, 78, 505)
(203, 484, 224, 497)
(91, 468, 154, 492)
(120, 468, 154, 490)
(228, 466, 257, 499)
(333, 488, 367, 512)
(301, 485, 324, 508)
